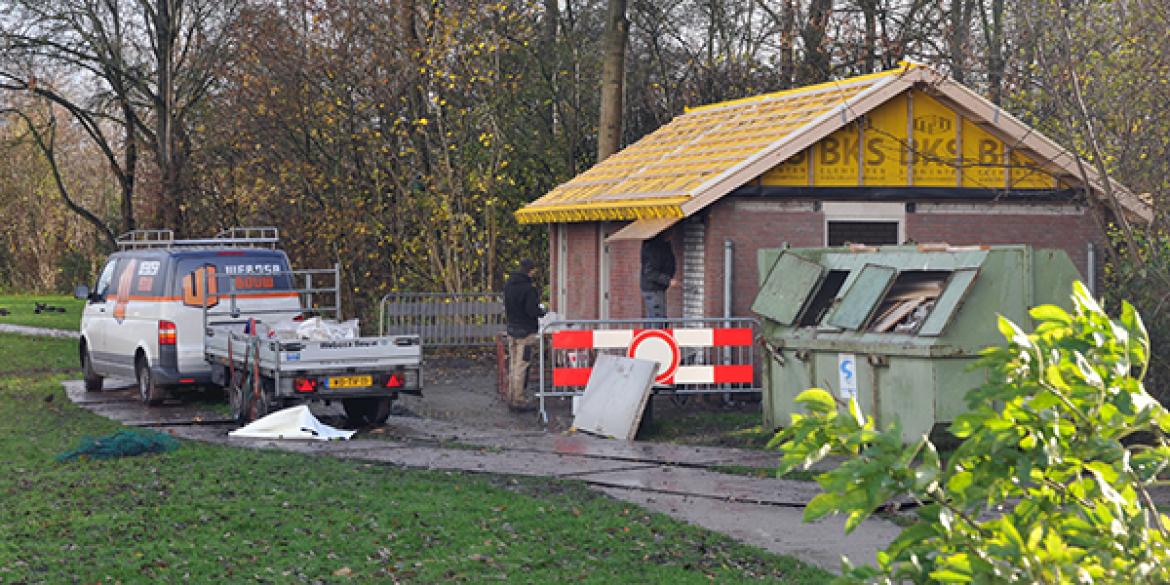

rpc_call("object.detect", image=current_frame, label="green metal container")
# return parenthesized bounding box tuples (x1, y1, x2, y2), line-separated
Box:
(753, 245, 1081, 442)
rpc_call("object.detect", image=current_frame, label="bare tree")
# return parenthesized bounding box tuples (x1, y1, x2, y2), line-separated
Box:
(0, 0, 239, 232)
(0, 106, 118, 248)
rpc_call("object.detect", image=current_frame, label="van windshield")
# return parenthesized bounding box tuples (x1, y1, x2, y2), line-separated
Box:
(171, 253, 293, 297)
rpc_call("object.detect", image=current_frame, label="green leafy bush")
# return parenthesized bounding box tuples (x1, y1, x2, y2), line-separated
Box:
(773, 282, 1170, 583)
(1103, 227, 1170, 406)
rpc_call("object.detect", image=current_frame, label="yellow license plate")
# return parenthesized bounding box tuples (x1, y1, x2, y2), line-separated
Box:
(328, 375, 372, 389)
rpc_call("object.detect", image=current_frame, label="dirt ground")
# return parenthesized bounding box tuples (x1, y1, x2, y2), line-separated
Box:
(398, 354, 766, 444)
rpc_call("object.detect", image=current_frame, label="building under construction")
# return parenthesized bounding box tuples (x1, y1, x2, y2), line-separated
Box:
(516, 63, 1149, 321)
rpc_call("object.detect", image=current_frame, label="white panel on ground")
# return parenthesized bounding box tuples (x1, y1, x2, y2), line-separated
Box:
(572, 354, 657, 441)
(229, 405, 355, 441)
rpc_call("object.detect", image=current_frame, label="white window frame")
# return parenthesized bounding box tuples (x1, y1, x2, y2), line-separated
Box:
(822, 201, 906, 246)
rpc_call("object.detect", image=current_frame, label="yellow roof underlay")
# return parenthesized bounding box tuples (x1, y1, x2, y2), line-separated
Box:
(515, 63, 1150, 226)
(516, 66, 910, 224)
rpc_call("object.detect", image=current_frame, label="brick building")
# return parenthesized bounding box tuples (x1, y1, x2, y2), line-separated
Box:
(516, 64, 1150, 321)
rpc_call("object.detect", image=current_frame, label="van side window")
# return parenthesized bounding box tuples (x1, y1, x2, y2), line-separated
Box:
(109, 258, 139, 300)
(130, 259, 165, 297)
(93, 260, 117, 300)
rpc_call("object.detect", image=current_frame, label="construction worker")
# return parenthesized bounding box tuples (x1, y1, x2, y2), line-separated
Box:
(640, 232, 677, 325)
(503, 258, 546, 410)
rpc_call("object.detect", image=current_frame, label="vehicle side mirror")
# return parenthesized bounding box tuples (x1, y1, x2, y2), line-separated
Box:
(74, 285, 91, 301)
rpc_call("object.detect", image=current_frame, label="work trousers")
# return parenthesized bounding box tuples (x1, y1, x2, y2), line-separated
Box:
(642, 289, 667, 328)
(507, 333, 539, 407)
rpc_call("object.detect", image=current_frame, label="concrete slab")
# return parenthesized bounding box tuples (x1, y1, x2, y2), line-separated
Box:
(67, 389, 138, 404)
(421, 430, 840, 473)
(596, 487, 901, 573)
(350, 448, 652, 478)
(63, 379, 137, 403)
(77, 401, 234, 426)
(573, 355, 656, 440)
(571, 466, 822, 506)
(379, 415, 542, 443)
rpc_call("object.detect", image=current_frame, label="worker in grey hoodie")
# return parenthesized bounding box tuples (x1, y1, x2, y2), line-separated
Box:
(640, 233, 677, 326)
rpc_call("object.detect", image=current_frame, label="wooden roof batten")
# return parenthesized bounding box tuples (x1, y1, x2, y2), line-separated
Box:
(514, 63, 1151, 241)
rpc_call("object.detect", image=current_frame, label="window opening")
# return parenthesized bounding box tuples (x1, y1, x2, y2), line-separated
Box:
(798, 270, 849, 327)
(867, 270, 950, 334)
(827, 221, 899, 246)
(93, 260, 117, 299)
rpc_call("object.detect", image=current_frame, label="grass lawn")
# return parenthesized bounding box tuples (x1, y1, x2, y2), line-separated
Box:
(0, 294, 84, 331)
(0, 332, 78, 375)
(0, 355, 829, 582)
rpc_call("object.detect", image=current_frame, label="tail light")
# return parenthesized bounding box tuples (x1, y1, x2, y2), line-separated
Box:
(385, 373, 403, 388)
(293, 314, 305, 322)
(158, 320, 177, 346)
(294, 377, 318, 393)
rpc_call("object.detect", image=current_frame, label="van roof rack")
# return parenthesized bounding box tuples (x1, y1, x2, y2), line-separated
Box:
(116, 227, 280, 250)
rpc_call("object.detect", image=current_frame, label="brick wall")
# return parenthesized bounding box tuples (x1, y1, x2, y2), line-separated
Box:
(705, 198, 825, 317)
(905, 207, 1102, 279)
(560, 222, 599, 319)
(557, 199, 1103, 322)
(594, 224, 687, 320)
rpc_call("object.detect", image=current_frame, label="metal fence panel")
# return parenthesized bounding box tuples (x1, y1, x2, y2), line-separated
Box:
(379, 292, 505, 348)
(535, 317, 762, 422)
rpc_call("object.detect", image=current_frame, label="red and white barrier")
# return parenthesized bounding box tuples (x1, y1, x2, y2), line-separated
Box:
(550, 327, 754, 387)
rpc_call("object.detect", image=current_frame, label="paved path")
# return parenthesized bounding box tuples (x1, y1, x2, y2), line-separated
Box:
(65, 379, 900, 572)
(0, 324, 79, 339)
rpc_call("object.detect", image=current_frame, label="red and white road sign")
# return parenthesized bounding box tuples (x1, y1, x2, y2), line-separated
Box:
(627, 329, 680, 384)
(549, 327, 755, 387)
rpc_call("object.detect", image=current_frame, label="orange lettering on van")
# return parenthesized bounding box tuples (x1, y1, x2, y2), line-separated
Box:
(113, 259, 138, 322)
(182, 266, 220, 307)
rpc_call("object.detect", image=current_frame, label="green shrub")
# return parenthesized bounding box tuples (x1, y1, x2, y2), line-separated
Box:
(1103, 227, 1170, 406)
(54, 248, 93, 294)
(773, 282, 1170, 583)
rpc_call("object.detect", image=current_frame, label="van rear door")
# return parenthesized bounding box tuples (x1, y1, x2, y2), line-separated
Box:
(171, 251, 301, 372)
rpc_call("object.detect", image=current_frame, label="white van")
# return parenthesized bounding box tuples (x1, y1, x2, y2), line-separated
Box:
(77, 231, 300, 405)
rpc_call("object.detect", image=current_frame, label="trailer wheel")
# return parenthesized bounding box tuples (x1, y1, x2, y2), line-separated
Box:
(343, 397, 393, 427)
(229, 371, 275, 423)
(253, 378, 276, 420)
(228, 369, 244, 423)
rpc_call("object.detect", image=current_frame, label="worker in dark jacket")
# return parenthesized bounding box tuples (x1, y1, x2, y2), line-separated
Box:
(503, 259, 546, 410)
(640, 233, 677, 324)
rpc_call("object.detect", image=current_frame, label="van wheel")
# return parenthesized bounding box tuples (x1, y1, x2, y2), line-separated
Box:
(343, 397, 393, 427)
(82, 348, 103, 393)
(136, 356, 165, 406)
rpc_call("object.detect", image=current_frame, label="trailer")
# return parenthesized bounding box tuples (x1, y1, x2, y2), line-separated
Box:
(201, 262, 422, 426)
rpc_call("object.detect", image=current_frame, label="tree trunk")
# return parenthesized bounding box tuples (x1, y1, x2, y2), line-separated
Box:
(981, 0, 1006, 104)
(860, 0, 879, 73)
(948, 0, 968, 83)
(542, 0, 558, 136)
(597, 0, 628, 163)
(780, 1, 796, 86)
(153, 0, 175, 228)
